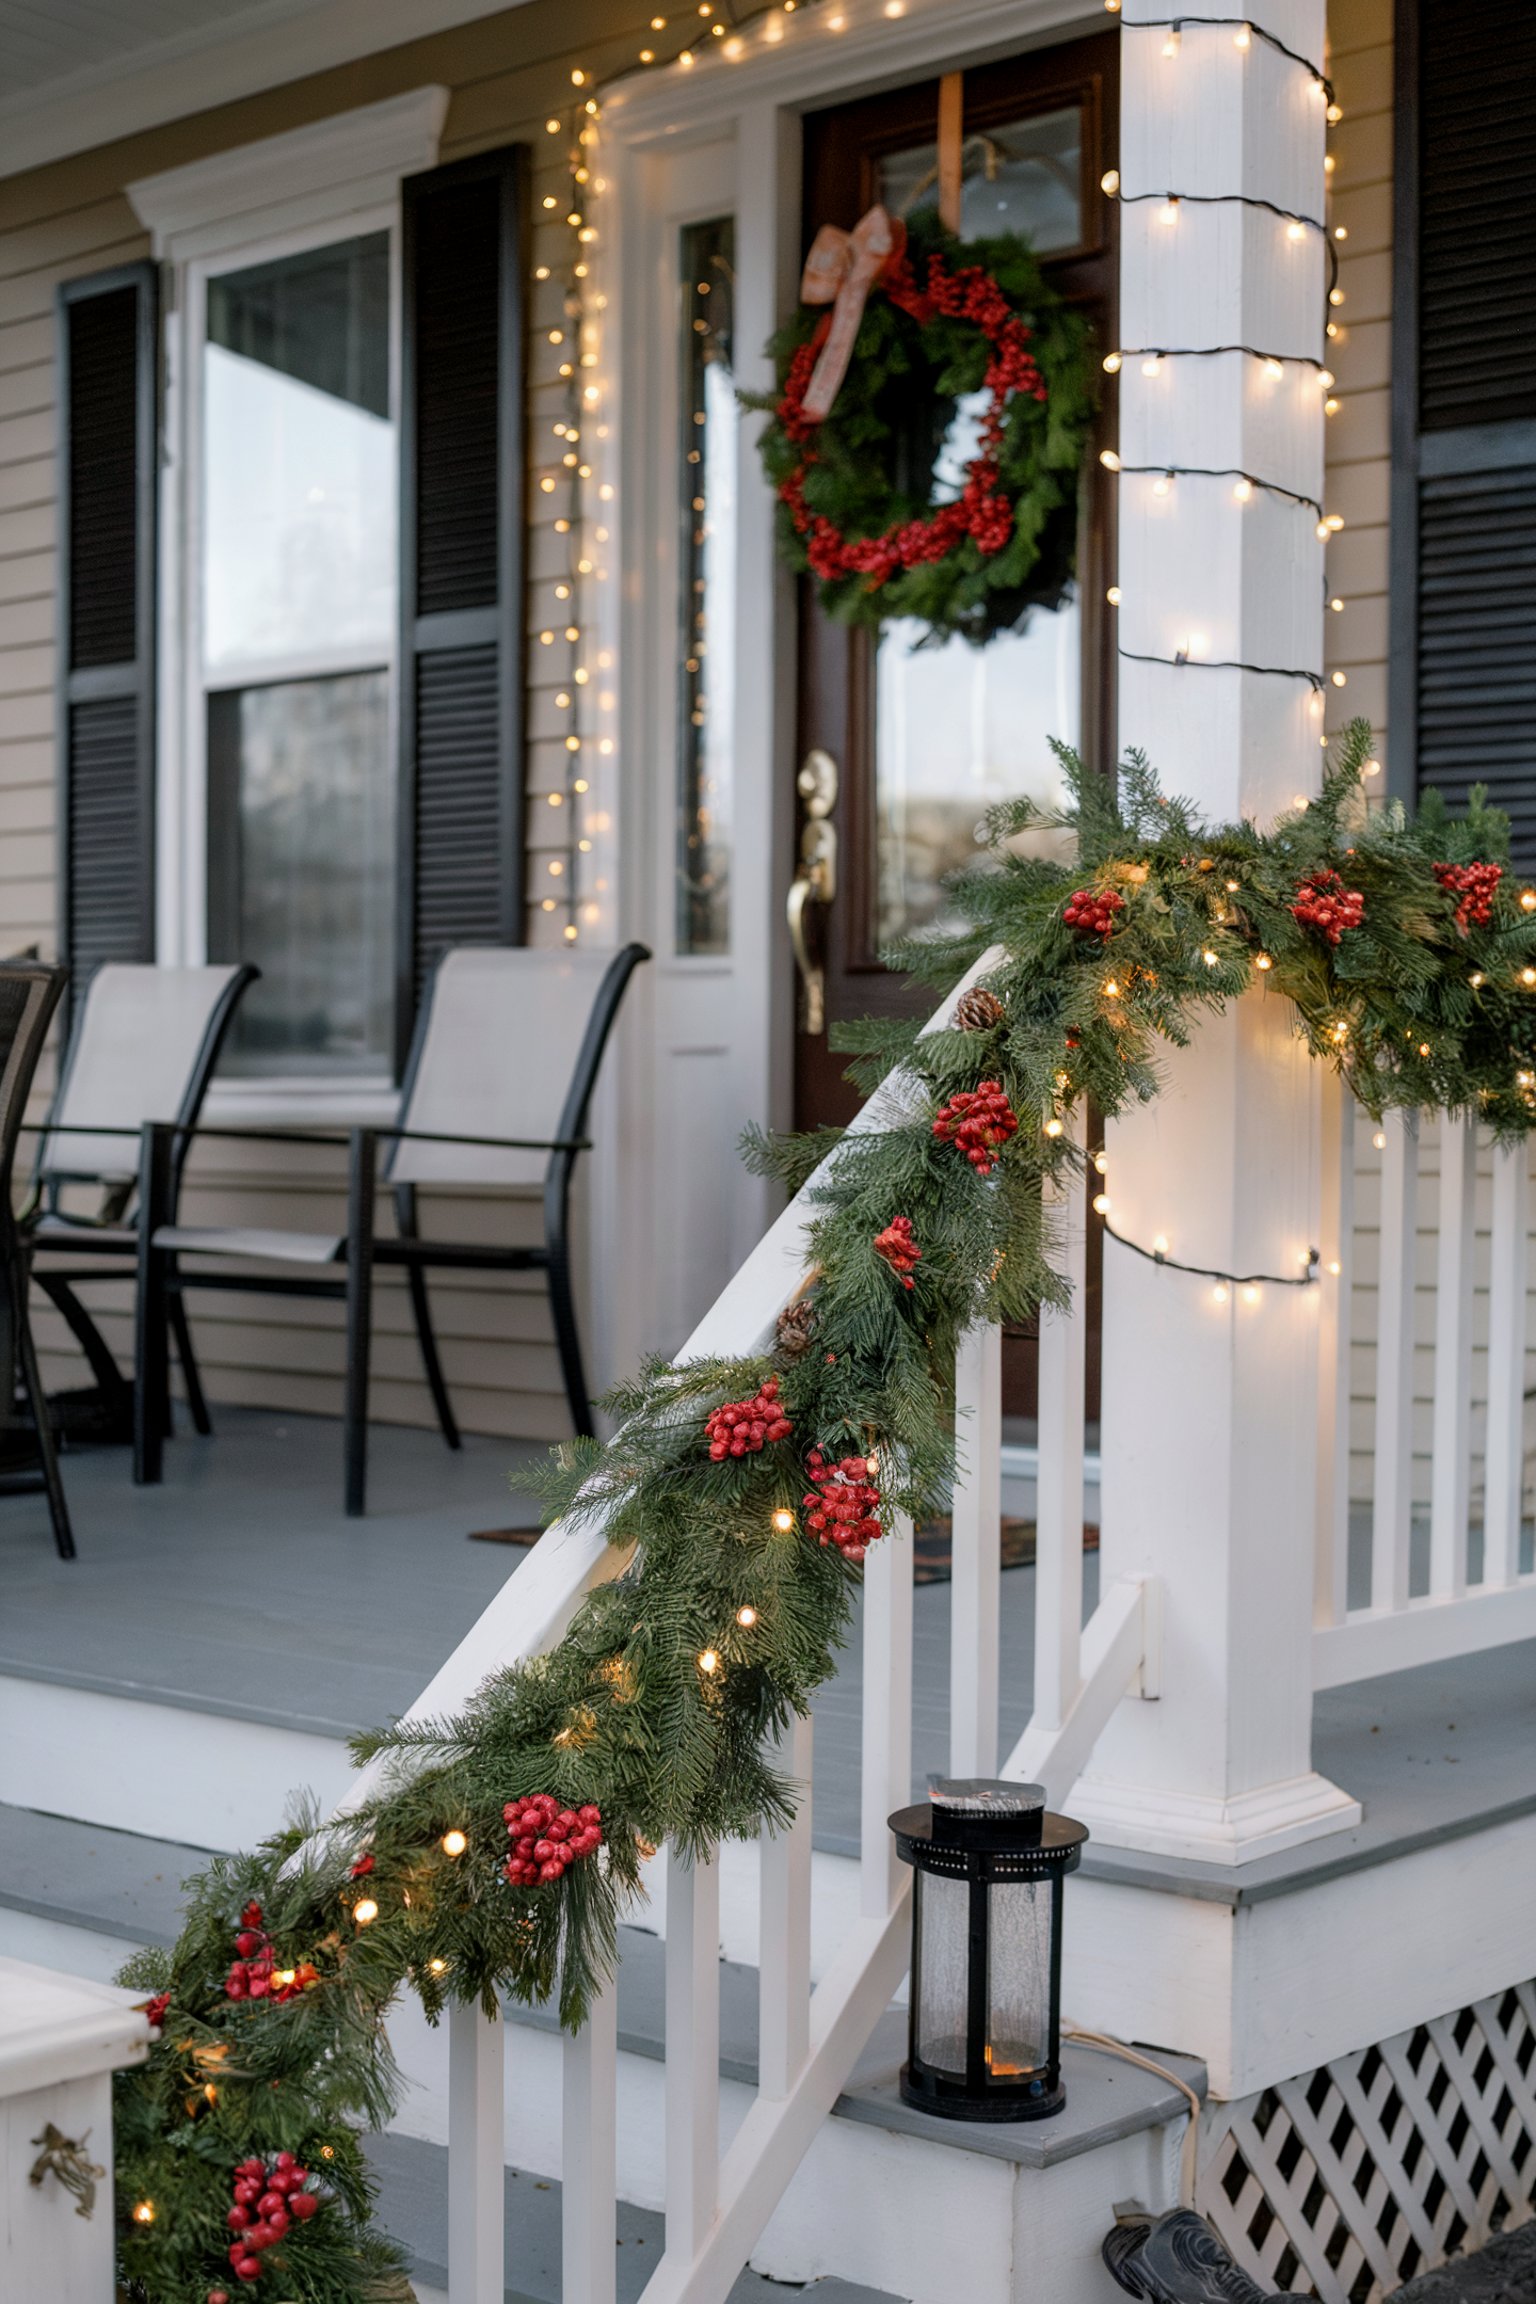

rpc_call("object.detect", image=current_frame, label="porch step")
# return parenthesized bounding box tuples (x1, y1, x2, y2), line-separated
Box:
(0, 1798, 1203, 2304)
(364, 2127, 905, 2304)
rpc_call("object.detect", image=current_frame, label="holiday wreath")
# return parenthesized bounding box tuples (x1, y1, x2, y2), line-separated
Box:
(114, 722, 1536, 2301)
(749, 207, 1098, 644)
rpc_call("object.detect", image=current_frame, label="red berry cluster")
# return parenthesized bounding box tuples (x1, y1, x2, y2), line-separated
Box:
(803, 1449, 883, 1562)
(503, 1794, 604, 1886)
(705, 1375, 793, 1460)
(1290, 870, 1365, 946)
(1062, 886, 1125, 938)
(225, 2152, 318, 2283)
(775, 245, 1044, 588)
(873, 1216, 922, 1289)
(223, 1902, 318, 2004)
(143, 1990, 170, 2031)
(931, 1079, 1019, 1176)
(1434, 860, 1502, 932)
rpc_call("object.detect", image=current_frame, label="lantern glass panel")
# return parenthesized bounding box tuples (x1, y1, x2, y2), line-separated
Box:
(985, 1880, 1053, 2079)
(914, 1870, 970, 2077)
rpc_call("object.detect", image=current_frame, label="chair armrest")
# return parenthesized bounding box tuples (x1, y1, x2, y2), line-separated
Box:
(379, 1125, 592, 1154)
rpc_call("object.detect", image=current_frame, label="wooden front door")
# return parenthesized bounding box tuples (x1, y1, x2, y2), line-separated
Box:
(791, 36, 1117, 1431)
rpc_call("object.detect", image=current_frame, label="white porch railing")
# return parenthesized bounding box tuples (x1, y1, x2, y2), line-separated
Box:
(1312, 1081, 1536, 1690)
(336, 949, 1155, 2304)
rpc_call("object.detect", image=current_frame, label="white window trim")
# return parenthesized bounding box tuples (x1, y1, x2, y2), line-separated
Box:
(127, 90, 446, 1119)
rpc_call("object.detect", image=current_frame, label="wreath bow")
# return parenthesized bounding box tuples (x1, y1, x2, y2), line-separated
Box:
(798, 204, 906, 421)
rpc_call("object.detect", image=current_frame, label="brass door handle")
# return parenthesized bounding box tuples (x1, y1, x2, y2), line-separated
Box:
(788, 751, 839, 1038)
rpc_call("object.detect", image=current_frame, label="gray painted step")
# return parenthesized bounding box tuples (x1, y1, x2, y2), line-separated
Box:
(0, 1800, 1206, 2174)
(365, 2130, 904, 2304)
(0, 1797, 211, 1946)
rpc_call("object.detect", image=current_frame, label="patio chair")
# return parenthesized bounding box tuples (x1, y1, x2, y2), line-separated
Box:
(27, 963, 259, 1443)
(0, 960, 75, 1557)
(134, 941, 650, 1516)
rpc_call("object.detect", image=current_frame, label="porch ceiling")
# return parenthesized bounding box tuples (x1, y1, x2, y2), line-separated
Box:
(0, 0, 532, 183)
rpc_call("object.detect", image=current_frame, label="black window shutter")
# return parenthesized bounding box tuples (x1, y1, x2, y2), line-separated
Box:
(56, 262, 158, 987)
(1391, 2, 1536, 863)
(398, 144, 529, 1063)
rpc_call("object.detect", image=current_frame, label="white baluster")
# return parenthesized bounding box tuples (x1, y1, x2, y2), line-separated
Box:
(1483, 1139, 1529, 1589)
(1035, 1129, 1088, 1733)
(447, 1999, 504, 2304)
(1429, 1114, 1476, 1599)
(562, 1972, 617, 2304)
(1313, 1077, 1354, 1626)
(950, 1323, 1001, 1776)
(1371, 1109, 1420, 1611)
(860, 1503, 914, 1919)
(758, 1712, 812, 2099)
(664, 1845, 719, 2261)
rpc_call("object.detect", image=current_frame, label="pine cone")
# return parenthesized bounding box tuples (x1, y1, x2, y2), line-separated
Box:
(953, 986, 1005, 1031)
(776, 1298, 817, 1358)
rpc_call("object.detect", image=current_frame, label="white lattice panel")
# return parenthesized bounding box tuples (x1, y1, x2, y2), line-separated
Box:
(1199, 1982, 1536, 2303)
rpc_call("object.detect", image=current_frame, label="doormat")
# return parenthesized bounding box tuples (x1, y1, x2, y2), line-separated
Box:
(468, 1519, 1102, 1574)
(913, 1515, 1100, 1584)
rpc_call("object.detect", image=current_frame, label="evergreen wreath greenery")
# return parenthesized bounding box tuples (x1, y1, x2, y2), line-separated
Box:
(115, 719, 1536, 2301)
(748, 212, 1098, 644)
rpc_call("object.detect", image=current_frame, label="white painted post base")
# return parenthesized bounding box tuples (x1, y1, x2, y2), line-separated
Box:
(1068, 1768, 1360, 1867)
(0, 1958, 151, 2304)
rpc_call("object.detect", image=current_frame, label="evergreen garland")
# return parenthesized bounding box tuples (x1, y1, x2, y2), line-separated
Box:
(115, 719, 1536, 2301)
(748, 212, 1098, 644)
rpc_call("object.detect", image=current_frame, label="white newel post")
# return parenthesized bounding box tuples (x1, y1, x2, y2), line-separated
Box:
(1074, 0, 1362, 1863)
(0, 1959, 152, 2302)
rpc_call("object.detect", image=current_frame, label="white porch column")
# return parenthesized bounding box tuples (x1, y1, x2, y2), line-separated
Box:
(1074, 0, 1361, 1864)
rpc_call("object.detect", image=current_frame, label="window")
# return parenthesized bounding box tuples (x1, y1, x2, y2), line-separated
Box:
(675, 216, 737, 955)
(201, 231, 396, 1074)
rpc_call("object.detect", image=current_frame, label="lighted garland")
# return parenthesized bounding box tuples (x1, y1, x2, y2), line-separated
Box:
(750, 213, 1098, 644)
(115, 719, 1536, 2301)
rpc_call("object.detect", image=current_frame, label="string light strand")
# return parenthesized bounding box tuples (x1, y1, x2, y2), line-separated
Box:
(1102, 1215, 1322, 1290)
(1100, 457, 1323, 516)
(1118, 646, 1323, 689)
(1114, 13, 1334, 101)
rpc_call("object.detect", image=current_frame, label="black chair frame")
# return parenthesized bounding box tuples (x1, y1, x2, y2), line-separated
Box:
(27, 962, 259, 1443)
(0, 962, 75, 1557)
(134, 942, 649, 1516)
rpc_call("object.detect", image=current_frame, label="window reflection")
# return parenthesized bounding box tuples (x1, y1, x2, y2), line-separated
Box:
(676, 217, 736, 956)
(204, 235, 394, 670)
(880, 106, 1082, 250)
(202, 231, 395, 1075)
(876, 602, 1080, 946)
(208, 674, 394, 1072)
(872, 109, 1084, 952)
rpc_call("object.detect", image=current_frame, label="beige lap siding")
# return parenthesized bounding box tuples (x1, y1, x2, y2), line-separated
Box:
(0, 1, 652, 1437)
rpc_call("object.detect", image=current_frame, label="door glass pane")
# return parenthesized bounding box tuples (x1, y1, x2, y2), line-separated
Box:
(676, 217, 737, 955)
(204, 234, 394, 670)
(872, 117, 1082, 952)
(208, 674, 394, 1073)
(880, 105, 1082, 249)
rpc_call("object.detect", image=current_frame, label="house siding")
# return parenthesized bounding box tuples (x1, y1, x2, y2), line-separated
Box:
(0, 1, 652, 1441)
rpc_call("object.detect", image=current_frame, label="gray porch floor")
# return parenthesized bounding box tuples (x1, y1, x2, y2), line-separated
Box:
(2, 1407, 1533, 1892)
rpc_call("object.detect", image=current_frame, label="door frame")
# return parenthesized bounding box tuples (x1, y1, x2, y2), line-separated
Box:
(603, 0, 1106, 1380)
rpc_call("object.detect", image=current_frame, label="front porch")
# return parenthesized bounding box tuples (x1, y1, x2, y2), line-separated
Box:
(3, 1410, 1533, 2304)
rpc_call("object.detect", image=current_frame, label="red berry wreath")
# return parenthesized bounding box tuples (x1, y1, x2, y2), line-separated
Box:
(751, 211, 1096, 645)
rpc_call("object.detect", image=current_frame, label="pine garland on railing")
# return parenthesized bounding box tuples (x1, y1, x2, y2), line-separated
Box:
(115, 719, 1536, 2302)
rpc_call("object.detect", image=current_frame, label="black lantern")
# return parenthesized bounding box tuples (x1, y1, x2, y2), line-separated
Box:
(889, 1777, 1087, 2122)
